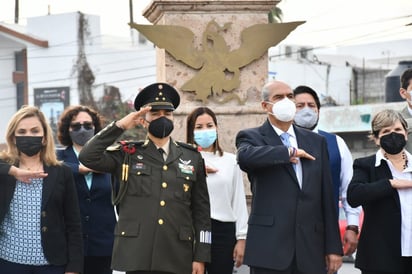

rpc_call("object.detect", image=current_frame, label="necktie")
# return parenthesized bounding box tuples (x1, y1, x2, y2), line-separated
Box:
(280, 132, 291, 147)
(158, 148, 166, 161)
(280, 132, 296, 171)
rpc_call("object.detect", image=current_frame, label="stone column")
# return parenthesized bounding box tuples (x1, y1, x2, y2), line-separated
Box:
(141, 0, 281, 194)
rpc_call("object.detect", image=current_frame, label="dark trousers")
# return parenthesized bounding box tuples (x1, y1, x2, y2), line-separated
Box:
(250, 255, 304, 274)
(250, 266, 304, 274)
(126, 271, 174, 274)
(0, 258, 65, 274)
(205, 219, 236, 274)
(84, 255, 112, 274)
(362, 257, 412, 274)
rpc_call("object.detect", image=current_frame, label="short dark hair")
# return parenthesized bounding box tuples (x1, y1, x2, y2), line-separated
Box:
(293, 85, 321, 110)
(186, 107, 223, 156)
(400, 68, 412, 90)
(57, 105, 103, 147)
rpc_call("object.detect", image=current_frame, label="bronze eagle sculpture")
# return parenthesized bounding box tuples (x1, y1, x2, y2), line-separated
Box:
(130, 20, 304, 103)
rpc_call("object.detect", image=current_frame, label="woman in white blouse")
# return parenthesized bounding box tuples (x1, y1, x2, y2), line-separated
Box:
(186, 107, 249, 274)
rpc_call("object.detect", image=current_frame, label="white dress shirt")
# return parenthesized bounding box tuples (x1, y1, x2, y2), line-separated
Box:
(376, 149, 412, 256)
(272, 126, 303, 188)
(201, 151, 249, 240)
(314, 127, 361, 226)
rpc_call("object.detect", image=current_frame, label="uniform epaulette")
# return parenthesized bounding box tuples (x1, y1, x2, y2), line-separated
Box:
(176, 141, 199, 152)
(106, 144, 122, 151)
(119, 140, 145, 146)
(120, 140, 146, 152)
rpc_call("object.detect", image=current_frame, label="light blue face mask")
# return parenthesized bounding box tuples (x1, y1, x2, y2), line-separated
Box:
(194, 129, 217, 149)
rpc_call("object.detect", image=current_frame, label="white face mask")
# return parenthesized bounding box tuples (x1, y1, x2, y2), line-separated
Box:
(294, 106, 319, 129)
(267, 98, 296, 122)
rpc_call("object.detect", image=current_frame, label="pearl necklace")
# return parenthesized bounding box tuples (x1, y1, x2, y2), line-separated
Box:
(384, 151, 408, 170)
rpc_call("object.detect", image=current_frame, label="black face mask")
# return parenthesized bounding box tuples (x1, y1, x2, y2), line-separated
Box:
(380, 132, 406, 155)
(148, 116, 174, 138)
(69, 127, 95, 146)
(15, 136, 44, 156)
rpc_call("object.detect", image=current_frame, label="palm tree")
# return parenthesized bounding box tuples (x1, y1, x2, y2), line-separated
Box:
(268, 6, 283, 23)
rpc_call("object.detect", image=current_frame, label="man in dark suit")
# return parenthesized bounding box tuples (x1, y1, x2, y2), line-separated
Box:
(235, 80, 343, 274)
(398, 68, 412, 153)
(79, 82, 211, 274)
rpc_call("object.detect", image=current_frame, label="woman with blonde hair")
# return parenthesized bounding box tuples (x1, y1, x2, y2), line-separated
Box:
(0, 105, 83, 274)
(348, 109, 412, 273)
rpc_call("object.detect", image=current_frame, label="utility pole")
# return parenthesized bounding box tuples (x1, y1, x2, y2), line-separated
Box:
(14, 0, 19, 23)
(129, 0, 134, 24)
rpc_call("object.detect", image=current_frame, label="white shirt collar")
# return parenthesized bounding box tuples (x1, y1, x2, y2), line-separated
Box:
(272, 124, 296, 139)
(375, 149, 412, 173)
(156, 139, 170, 157)
(407, 104, 412, 116)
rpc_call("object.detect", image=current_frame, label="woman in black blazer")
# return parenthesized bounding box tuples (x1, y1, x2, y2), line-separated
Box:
(0, 106, 83, 274)
(348, 109, 412, 274)
(57, 105, 116, 274)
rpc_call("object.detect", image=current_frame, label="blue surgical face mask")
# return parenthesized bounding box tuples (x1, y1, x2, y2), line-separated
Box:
(194, 129, 217, 149)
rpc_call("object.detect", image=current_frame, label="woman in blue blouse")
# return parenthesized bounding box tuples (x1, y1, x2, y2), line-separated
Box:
(57, 105, 116, 274)
(0, 105, 83, 274)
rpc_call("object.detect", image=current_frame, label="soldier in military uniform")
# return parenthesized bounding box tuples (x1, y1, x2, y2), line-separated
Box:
(78, 83, 211, 274)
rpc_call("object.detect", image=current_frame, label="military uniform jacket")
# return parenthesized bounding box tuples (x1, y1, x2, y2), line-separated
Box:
(79, 122, 211, 273)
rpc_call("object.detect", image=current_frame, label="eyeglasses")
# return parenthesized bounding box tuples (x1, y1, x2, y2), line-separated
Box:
(70, 122, 93, 131)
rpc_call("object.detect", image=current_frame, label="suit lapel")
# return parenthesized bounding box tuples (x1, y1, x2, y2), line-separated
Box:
(65, 147, 90, 192)
(166, 140, 182, 165)
(294, 126, 313, 189)
(376, 159, 401, 209)
(41, 164, 55, 209)
(260, 120, 299, 185)
(260, 120, 283, 147)
(143, 141, 165, 162)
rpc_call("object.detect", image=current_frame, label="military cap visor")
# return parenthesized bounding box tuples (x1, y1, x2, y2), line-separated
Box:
(134, 83, 180, 111)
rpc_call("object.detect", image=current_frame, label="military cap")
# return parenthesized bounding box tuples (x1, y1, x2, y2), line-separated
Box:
(134, 82, 180, 111)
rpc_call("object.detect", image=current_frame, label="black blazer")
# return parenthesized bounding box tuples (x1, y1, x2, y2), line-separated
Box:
(235, 120, 342, 273)
(0, 161, 83, 272)
(57, 146, 116, 256)
(348, 155, 404, 272)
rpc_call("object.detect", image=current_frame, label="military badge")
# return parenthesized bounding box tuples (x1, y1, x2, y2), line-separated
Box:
(183, 183, 190, 192)
(133, 163, 146, 170)
(179, 158, 194, 175)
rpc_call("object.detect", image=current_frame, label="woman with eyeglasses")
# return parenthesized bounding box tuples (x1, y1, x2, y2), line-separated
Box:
(0, 105, 83, 274)
(57, 105, 116, 274)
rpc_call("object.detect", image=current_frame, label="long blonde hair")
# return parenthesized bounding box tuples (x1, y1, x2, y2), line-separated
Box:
(0, 105, 60, 166)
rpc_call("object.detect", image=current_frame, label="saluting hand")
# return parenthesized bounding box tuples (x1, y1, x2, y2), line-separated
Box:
(205, 165, 218, 174)
(8, 166, 48, 184)
(115, 106, 152, 130)
(289, 148, 316, 164)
